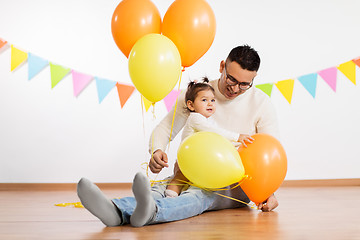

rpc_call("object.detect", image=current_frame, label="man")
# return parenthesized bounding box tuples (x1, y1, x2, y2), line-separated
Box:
(77, 45, 280, 227)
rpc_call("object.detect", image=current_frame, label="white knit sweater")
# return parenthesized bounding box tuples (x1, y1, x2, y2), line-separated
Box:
(149, 79, 280, 153)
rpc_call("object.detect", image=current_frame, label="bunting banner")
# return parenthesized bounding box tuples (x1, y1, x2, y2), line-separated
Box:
(28, 53, 49, 80)
(318, 67, 337, 92)
(354, 57, 360, 68)
(0, 38, 7, 49)
(275, 79, 295, 104)
(116, 83, 135, 108)
(255, 83, 273, 97)
(163, 90, 182, 112)
(72, 70, 93, 97)
(1, 39, 359, 108)
(142, 95, 152, 112)
(11, 45, 28, 71)
(297, 73, 318, 98)
(95, 77, 117, 103)
(50, 62, 71, 88)
(337, 60, 356, 85)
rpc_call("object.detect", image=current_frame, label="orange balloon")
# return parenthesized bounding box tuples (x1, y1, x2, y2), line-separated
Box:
(238, 134, 287, 205)
(162, 0, 216, 67)
(111, 0, 161, 58)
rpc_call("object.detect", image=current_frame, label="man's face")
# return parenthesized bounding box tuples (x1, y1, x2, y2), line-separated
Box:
(218, 60, 257, 100)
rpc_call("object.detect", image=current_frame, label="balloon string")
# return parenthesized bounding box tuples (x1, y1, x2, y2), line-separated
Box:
(140, 95, 157, 183)
(166, 67, 183, 153)
(55, 202, 84, 208)
(167, 179, 254, 207)
(147, 67, 184, 184)
(55, 178, 254, 209)
(151, 102, 156, 120)
(150, 128, 159, 185)
(140, 95, 146, 138)
(212, 192, 256, 208)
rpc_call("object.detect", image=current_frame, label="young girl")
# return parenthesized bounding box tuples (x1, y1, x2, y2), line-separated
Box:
(165, 78, 253, 197)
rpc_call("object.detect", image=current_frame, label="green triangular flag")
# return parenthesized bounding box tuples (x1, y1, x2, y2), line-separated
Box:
(50, 62, 71, 88)
(256, 83, 273, 97)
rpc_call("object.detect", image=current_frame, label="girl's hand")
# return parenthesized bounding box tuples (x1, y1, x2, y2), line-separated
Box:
(237, 134, 254, 147)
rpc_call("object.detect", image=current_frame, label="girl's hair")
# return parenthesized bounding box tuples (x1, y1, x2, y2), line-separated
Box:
(185, 77, 215, 112)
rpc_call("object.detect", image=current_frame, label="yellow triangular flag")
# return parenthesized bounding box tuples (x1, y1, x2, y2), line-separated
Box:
(141, 95, 152, 112)
(11, 45, 28, 71)
(337, 61, 356, 85)
(275, 79, 295, 104)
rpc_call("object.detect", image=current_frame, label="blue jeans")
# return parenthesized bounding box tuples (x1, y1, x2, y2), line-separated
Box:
(112, 177, 249, 225)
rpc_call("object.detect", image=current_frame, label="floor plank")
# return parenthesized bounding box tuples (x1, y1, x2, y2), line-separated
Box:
(0, 186, 359, 240)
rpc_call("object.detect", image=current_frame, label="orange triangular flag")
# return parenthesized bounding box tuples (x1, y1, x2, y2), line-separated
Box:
(353, 57, 360, 68)
(337, 61, 356, 85)
(11, 45, 28, 71)
(116, 83, 135, 108)
(275, 79, 295, 104)
(141, 95, 152, 112)
(0, 39, 7, 49)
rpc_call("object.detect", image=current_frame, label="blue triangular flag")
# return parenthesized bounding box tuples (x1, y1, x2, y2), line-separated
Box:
(95, 77, 117, 103)
(297, 73, 318, 98)
(28, 53, 49, 80)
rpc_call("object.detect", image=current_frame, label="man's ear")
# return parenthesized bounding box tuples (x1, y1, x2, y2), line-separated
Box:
(186, 100, 195, 111)
(219, 60, 225, 73)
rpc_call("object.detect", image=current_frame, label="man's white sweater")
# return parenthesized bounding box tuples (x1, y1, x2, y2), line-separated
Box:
(150, 79, 280, 153)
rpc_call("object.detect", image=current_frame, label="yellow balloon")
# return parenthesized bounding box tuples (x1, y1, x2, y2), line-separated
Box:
(128, 33, 182, 103)
(177, 132, 245, 189)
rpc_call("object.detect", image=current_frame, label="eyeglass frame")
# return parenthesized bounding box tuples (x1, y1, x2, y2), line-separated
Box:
(224, 64, 254, 90)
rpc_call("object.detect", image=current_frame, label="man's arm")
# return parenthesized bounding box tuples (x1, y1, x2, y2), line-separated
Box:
(255, 98, 280, 139)
(148, 91, 188, 173)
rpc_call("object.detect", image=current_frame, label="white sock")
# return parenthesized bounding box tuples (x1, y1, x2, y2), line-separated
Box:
(165, 189, 179, 198)
(130, 172, 157, 227)
(77, 177, 122, 227)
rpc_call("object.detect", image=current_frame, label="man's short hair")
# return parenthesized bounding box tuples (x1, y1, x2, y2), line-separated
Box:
(227, 45, 260, 71)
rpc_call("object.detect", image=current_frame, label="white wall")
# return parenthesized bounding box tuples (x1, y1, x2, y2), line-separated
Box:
(0, 0, 359, 183)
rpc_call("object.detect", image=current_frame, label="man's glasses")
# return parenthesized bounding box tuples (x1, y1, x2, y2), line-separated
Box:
(224, 65, 253, 90)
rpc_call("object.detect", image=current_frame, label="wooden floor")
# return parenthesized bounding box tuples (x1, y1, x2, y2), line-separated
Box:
(1, 183, 360, 240)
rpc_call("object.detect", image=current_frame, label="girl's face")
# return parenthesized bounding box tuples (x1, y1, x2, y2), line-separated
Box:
(187, 90, 216, 118)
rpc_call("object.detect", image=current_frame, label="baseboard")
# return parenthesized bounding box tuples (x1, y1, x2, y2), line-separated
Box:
(0, 179, 359, 191)
(0, 183, 131, 191)
(280, 178, 360, 187)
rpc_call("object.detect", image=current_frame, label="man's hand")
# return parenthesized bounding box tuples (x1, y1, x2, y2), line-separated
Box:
(258, 194, 278, 212)
(237, 134, 254, 147)
(149, 149, 169, 173)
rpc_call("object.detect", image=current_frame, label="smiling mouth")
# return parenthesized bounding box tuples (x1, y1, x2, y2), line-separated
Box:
(227, 89, 238, 96)
(227, 87, 243, 96)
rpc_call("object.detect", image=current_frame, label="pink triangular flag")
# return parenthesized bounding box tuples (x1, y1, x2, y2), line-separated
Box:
(318, 67, 337, 92)
(163, 90, 182, 112)
(72, 70, 93, 97)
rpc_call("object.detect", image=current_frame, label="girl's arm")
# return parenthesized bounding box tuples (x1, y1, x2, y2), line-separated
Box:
(188, 113, 239, 141)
